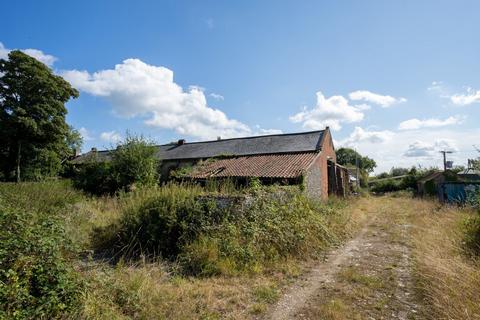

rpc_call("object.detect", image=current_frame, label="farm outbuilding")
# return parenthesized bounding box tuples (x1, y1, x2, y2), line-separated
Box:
(71, 128, 349, 199)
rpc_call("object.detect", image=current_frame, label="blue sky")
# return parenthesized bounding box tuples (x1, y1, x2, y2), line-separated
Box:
(1, 0, 479, 172)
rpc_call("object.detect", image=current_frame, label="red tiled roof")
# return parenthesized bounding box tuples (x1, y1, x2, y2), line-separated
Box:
(188, 152, 319, 179)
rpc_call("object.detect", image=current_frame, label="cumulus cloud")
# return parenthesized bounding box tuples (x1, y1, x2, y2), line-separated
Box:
(289, 91, 364, 131)
(100, 131, 122, 143)
(450, 87, 480, 106)
(349, 90, 406, 108)
(61, 59, 254, 140)
(0, 42, 57, 66)
(339, 127, 394, 147)
(404, 139, 457, 158)
(78, 127, 94, 141)
(398, 115, 465, 130)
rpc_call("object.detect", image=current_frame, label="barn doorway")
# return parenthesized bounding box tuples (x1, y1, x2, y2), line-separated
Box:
(327, 160, 336, 195)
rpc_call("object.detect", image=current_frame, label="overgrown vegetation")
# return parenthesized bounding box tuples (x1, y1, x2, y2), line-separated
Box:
(73, 134, 159, 195)
(0, 181, 83, 319)
(93, 183, 349, 276)
(0, 180, 356, 318)
(411, 197, 480, 319)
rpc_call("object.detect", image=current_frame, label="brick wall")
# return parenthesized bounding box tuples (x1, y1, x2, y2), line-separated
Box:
(305, 129, 336, 200)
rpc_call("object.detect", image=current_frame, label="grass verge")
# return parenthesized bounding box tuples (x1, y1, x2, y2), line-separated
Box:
(410, 200, 480, 319)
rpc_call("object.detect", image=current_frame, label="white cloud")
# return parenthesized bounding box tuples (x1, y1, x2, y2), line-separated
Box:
(339, 127, 394, 147)
(78, 127, 94, 141)
(61, 59, 253, 140)
(289, 91, 365, 131)
(404, 139, 458, 158)
(343, 127, 479, 173)
(450, 87, 480, 106)
(398, 115, 465, 130)
(0, 42, 57, 66)
(100, 131, 122, 143)
(254, 125, 283, 135)
(209, 93, 224, 101)
(0, 42, 8, 60)
(349, 90, 406, 108)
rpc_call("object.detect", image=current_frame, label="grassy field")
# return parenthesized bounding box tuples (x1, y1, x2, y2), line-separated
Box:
(410, 198, 480, 319)
(0, 180, 365, 319)
(2, 181, 479, 319)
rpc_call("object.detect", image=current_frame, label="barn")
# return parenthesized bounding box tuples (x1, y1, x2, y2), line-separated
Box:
(72, 127, 349, 199)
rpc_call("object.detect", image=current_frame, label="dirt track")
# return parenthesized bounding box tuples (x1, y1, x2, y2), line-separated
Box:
(266, 197, 424, 320)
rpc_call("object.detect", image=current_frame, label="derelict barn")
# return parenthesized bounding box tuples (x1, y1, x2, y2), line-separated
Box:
(72, 128, 349, 199)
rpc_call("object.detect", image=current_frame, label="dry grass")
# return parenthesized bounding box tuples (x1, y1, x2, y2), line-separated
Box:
(75, 194, 369, 319)
(409, 199, 480, 320)
(79, 261, 292, 320)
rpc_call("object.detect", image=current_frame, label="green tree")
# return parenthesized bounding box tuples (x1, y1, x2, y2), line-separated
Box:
(111, 133, 159, 188)
(72, 133, 159, 195)
(0, 50, 79, 181)
(336, 148, 377, 173)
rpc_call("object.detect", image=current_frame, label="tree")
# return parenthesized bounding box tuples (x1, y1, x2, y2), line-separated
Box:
(336, 148, 377, 173)
(0, 50, 79, 181)
(72, 133, 159, 195)
(111, 134, 159, 188)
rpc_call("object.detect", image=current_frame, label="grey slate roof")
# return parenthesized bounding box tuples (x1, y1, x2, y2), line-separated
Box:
(71, 130, 325, 164)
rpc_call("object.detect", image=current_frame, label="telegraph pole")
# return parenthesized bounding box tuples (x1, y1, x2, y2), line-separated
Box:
(355, 148, 359, 188)
(439, 150, 453, 171)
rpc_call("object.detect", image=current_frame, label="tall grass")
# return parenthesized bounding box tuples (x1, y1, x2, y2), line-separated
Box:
(92, 183, 351, 276)
(411, 200, 480, 319)
(0, 180, 357, 319)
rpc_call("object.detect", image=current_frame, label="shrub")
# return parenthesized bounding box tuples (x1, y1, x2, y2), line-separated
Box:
(72, 134, 159, 195)
(0, 201, 82, 319)
(97, 184, 348, 276)
(72, 161, 118, 195)
(370, 179, 402, 193)
(110, 134, 159, 188)
(93, 183, 222, 259)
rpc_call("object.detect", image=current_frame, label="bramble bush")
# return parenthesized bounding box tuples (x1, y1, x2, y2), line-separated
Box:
(0, 182, 82, 319)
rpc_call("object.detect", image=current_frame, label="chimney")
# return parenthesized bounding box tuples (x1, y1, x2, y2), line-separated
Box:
(91, 147, 97, 153)
(177, 139, 186, 145)
(217, 136, 221, 141)
(74, 148, 80, 157)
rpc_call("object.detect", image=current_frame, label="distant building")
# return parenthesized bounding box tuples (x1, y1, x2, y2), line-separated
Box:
(417, 169, 480, 203)
(72, 128, 349, 199)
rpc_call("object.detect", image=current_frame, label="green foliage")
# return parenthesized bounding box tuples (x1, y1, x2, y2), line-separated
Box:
(0, 182, 83, 319)
(96, 184, 348, 276)
(169, 165, 194, 180)
(464, 190, 480, 256)
(336, 148, 376, 173)
(93, 183, 218, 259)
(371, 167, 439, 194)
(0, 50, 79, 182)
(73, 161, 118, 196)
(72, 134, 159, 195)
(111, 134, 159, 188)
(370, 179, 403, 193)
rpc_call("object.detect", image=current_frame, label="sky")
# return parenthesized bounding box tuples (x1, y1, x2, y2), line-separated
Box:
(1, 0, 479, 173)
